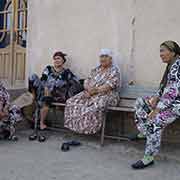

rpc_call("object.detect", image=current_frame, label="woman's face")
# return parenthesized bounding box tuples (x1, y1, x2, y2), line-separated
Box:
(99, 55, 112, 68)
(160, 45, 175, 63)
(53, 56, 64, 67)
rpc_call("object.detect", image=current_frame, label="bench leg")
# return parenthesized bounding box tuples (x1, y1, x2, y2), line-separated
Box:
(52, 107, 58, 122)
(120, 112, 125, 135)
(100, 114, 106, 146)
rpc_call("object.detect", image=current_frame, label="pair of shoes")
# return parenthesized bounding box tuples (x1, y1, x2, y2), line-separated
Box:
(29, 133, 46, 142)
(61, 140, 81, 152)
(131, 160, 154, 169)
(0, 130, 18, 141)
(8, 135, 18, 141)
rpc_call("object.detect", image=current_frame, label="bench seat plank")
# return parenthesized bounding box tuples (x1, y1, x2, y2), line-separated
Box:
(107, 106, 135, 112)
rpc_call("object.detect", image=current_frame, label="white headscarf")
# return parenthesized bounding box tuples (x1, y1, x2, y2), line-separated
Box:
(99, 48, 113, 57)
(98, 48, 122, 87)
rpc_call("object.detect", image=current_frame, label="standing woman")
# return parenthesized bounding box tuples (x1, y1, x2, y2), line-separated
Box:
(132, 41, 180, 169)
(64, 49, 121, 134)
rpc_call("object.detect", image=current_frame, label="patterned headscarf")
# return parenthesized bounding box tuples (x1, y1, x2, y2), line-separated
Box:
(160, 40, 180, 56)
(159, 41, 180, 94)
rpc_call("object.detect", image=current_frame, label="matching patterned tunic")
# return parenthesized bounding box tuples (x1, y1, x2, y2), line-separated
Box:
(29, 65, 82, 105)
(135, 58, 180, 156)
(64, 65, 121, 134)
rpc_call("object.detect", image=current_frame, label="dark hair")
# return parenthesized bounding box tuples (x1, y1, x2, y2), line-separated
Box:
(53, 51, 67, 63)
(160, 40, 180, 56)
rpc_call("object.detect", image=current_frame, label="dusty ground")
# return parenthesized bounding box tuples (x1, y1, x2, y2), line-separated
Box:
(0, 130, 179, 180)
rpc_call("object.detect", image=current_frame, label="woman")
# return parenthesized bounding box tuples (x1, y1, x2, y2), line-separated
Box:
(29, 51, 82, 130)
(64, 49, 121, 134)
(0, 82, 22, 140)
(132, 41, 180, 169)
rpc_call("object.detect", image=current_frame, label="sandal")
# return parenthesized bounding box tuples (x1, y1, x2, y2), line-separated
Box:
(29, 133, 38, 141)
(61, 143, 70, 152)
(38, 135, 46, 142)
(67, 140, 81, 146)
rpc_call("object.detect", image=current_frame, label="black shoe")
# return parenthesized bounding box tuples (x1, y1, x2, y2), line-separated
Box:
(29, 133, 38, 141)
(67, 140, 81, 146)
(61, 143, 70, 152)
(131, 160, 154, 169)
(38, 135, 46, 142)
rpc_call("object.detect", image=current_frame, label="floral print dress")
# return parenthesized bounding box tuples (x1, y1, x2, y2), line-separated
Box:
(64, 65, 121, 134)
(135, 58, 180, 156)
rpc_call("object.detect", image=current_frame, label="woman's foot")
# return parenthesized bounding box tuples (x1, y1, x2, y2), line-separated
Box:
(131, 155, 154, 169)
(40, 123, 47, 130)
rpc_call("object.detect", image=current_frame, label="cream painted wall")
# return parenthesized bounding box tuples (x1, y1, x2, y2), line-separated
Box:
(134, 0, 180, 86)
(27, 0, 180, 87)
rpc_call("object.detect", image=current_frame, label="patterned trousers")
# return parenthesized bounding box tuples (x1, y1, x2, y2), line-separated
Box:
(135, 97, 177, 156)
(0, 104, 22, 138)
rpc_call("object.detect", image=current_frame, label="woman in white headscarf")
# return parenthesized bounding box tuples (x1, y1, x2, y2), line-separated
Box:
(64, 49, 121, 134)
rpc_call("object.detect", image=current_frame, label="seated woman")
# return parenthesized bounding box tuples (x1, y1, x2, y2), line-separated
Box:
(64, 49, 121, 134)
(0, 82, 22, 140)
(29, 51, 82, 130)
(132, 41, 180, 169)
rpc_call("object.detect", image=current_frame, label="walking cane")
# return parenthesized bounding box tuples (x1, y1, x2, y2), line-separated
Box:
(29, 101, 46, 142)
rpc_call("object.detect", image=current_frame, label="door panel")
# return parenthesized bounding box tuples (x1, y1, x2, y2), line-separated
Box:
(0, 0, 27, 89)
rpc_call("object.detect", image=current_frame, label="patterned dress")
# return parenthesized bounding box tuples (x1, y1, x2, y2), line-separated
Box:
(64, 65, 121, 134)
(29, 65, 82, 105)
(135, 58, 180, 156)
(0, 82, 22, 138)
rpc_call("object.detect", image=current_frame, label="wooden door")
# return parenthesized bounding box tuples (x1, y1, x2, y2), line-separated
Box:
(0, 0, 27, 89)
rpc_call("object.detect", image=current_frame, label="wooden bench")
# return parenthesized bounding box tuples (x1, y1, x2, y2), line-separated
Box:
(51, 85, 157, 146)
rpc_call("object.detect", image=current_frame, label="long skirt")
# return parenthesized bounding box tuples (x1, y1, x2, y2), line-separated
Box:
(64, 91, 119, 134)
(135, 97, 177, 156)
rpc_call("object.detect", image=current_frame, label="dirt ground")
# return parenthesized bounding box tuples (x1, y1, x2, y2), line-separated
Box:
(0, 130, 179, 180)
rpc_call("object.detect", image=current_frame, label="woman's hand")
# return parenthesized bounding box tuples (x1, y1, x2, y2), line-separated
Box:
(88, 87, 99, 96)
(83, 91, 91, 98)
(148, 96, 159, 109)
(148, 108, 160, 119)
(83, 87, 99, 98)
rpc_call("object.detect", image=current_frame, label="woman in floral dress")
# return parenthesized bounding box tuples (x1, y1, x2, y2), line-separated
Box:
(132, 41, 180, 169)
(64, 49, 121, 134)
(0, 82, 22, 140)
(29, 51, 82, 130)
